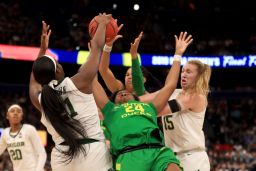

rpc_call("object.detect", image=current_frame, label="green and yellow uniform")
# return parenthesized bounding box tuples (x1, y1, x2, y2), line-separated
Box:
(100, 120, 110, 140)
(102, 100, 182, 171)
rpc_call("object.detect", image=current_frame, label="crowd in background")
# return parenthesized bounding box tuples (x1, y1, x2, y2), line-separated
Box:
(206, 92, 256, 170)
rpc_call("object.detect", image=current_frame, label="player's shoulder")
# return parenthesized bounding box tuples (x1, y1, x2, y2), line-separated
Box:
(3, 127, 10, 134)
(190, 93, 207, 110)
(1, 127, 10, 138)
(53, 77, 69, 87)
(168, 89, 182, 100)
(192, 93, 206, 102)
(174, 89, 182, 94)
(56, 77, 79, 91)
(22, 124, 37, 131)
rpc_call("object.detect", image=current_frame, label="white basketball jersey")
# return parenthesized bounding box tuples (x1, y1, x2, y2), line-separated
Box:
(162, 89, 206, 153)
(0, 124, 45, 171)
(40, 77, 105, 145)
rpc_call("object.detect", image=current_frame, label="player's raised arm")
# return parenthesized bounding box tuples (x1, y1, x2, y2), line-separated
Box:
(153, 32, 193, 114)
(99, 22, 124, 93)
(131, 31, 147, 96)
(29, 21, 51, 111)
(71, 13, 112, 94)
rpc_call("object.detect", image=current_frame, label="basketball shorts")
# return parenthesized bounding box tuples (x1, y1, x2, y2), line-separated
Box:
(176, 150, 210, 171)
(115, 146, 182, 171)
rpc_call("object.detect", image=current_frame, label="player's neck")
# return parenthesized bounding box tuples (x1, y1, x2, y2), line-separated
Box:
(181, 88, 197, 97)
(10, 124, 22, 132)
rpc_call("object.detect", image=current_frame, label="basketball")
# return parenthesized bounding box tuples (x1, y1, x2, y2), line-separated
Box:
(88, 16, 118, 43)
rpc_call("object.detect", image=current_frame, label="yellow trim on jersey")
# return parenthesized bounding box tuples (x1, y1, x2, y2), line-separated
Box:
(116, 163, 121, 170)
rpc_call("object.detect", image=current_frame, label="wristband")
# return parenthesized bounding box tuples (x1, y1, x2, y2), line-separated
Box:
(173, 55, 182, 62)
(103, 44, 112, 52)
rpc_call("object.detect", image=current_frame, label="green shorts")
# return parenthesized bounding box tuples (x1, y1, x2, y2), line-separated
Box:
(115, 146, 182, 171)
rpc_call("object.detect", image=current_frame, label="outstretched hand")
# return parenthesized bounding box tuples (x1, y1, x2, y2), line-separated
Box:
(130, 31, 143, 59)
(95, 13, 112, 26)
(40, 21, 51, 50)
(106, 20, 123, 46)
(174, 32, 193, 56)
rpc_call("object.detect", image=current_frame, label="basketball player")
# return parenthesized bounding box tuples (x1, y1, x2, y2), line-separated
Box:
(137, 32, 210, 170)
(29, 14, 113, 171)
(92, 32, 193, 171)
(0, 104, 46, 171)
(161, 60, 211, 171)
(99, 31, 163, 149)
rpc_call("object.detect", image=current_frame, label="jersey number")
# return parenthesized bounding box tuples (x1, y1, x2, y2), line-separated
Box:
(163, 115, 174, 130)
(125, 104, 145, 113)
(10, 149, 22, 160)
(64, 98, 78, 117)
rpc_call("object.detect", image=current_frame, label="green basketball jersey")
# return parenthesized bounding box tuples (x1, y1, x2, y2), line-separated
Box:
(102, 100, 163, 156)
(100, 120, 110, 140)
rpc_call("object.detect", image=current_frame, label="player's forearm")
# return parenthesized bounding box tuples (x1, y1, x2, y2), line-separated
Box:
(91, 23, 106, 51)
(99, 50, 111, 73)
(87, 14, 111, 69)
(92, 77, 109, 109)
(99, 49, 124, 93)
(132, 58, 145, 96)
(37, 48, 47, 59)
(80, 23, 106, 81)
(155, 60, 181, 112)
(165, 57, 181, 86)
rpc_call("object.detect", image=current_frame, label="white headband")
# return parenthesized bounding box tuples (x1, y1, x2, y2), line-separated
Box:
(44, 55, 57, 72)
(48, 79, 58, 89)
(8, 104, 22, 112)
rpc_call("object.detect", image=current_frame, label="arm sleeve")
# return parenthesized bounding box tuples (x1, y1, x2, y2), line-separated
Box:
(0, 129, 7, 155)
(29, 126, 47, 171)
(132, 58, 146, 96)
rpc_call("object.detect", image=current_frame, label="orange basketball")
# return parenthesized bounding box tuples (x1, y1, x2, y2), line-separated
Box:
(88, 16, 118, 43)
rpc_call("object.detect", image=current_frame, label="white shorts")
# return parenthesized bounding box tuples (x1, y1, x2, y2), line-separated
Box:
(51, 141, 113, 171)
(176, 150, 210, 171)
